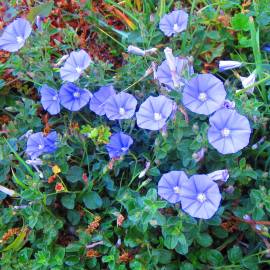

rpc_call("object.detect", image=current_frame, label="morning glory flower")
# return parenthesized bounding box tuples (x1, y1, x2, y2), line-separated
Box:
(136, 95, 173, 131)
(159, 10, 189, 37)
(183, 74, 226, 115)
(59, 83, 91, 111)
(60, 50, 92, 82)
(26, 131, 58, 159)
(44, 131, 58, 153)
(219, 60, 242, 72)
(127, 45, 157, 56)
(192, 148, 206, 163)
(106, 132, 133, 158)
(104, 92, 137, 120)
(158, 171, 188, 204)
(238, 71, 256, 94)
(208, 108, 251, 154)
(26, 158, 44, 178)
(207, 169, 229, 182)
(181, 174, 222, 219)
(89, 85, 116, 116)
(0, 18, 32, 52)
(156, 53, 193, 91)
(40, 85, 61, 115)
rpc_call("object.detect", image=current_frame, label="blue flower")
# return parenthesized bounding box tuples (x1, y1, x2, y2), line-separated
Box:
(219, 60, 242, 72)
(40, 85, 61, 115)
(89, 85, 116, 116)
(59, 83, 91, 111)
(181, 174, 222, 219)
(136, 96, 174, 131)
(26, 131, 58, 159)
(60, 50, 92, 82)
(159, 10, 189, 37)
(182, 74, 226, 115)
(158, 171, 188, 204)
(104, 92, 137, 120)
(208, 108, 251, 154)
(106, 132, 133, 158)
(0, 18, 32, 52)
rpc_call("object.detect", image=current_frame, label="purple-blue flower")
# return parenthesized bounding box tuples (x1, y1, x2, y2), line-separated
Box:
(156, 55, 193, 90)
(106, 132, 133, 158)
(60, 50, 92, 82)
(159, 10, 189, 37)
(40, 85, 61, 115)
(207, 169, 229, 183)
(262, 44, 270, 53)
(181, 174, 221, 219)
(136, 96, 173, 131)
(44, 131, 58, 153)
(104, 92, 137, 120)
(208, 108, 251, 154)
(158, 171, 188, 204)
(26, 131, 58, 159)
(0, 18, 32, 52)
(182, 74, 226, 115)
(89, 85, 116, 116)
(59, 83, 91, 111)
(219, 60, 242, 72)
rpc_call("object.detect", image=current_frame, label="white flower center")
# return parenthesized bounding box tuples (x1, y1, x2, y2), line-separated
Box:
(38, 144, 44, 150)
(75, 66, 82, 73)
(52, 95, 58, 101)
(173, 186, 181, 194)
(221, 128, 230, 137)
(16, 36, 24, 44)
(73, 91, 80, 98)
(119, 107, 126, 115)
(198, 92, 207, 102)
(197, 193, 207, 203)
(173, 23, 181, 33)
(154, 112, 162, 121)
(121, 147, 128, 152)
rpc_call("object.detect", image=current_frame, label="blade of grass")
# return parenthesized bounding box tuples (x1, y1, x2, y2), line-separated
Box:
(11, 168, 29, 189)
(249, 16, 267, 102)
(4, 138, 34, 177)
(181, 0, 197, 53)
(104, 0, 139, 25)
(158, 0, 166, 18)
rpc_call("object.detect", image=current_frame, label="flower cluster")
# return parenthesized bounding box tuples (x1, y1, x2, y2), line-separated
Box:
(26, 131, 58, 159)
(158, 170, 225, 219)
(3, 10, 253, 221)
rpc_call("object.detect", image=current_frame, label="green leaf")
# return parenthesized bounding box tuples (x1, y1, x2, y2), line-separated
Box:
(3, 227, 28, 252)
(65, 255, 80, 266)
(50, 247, 65, 266)
(231, 13, 249, 31)
(164, 235, 178, 249)
(228, 246, 242, 264)
(66, 166, 83, 183)
(67, 210, 81, 225)
(83, 191, 102, 209)
(175, 234, 188, 255)
(196, 233, 213, 247)
(61, 193, 76, 209)
(27, 2, 54, 22)
(206, 249, 224, 266)
(241, 256, 259, 270)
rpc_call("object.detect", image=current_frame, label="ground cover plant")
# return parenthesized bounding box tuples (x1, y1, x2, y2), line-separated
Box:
(0, 0, 270, 269)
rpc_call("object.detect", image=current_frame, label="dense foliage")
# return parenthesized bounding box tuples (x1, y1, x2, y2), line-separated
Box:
(0, 1, 270, 269)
